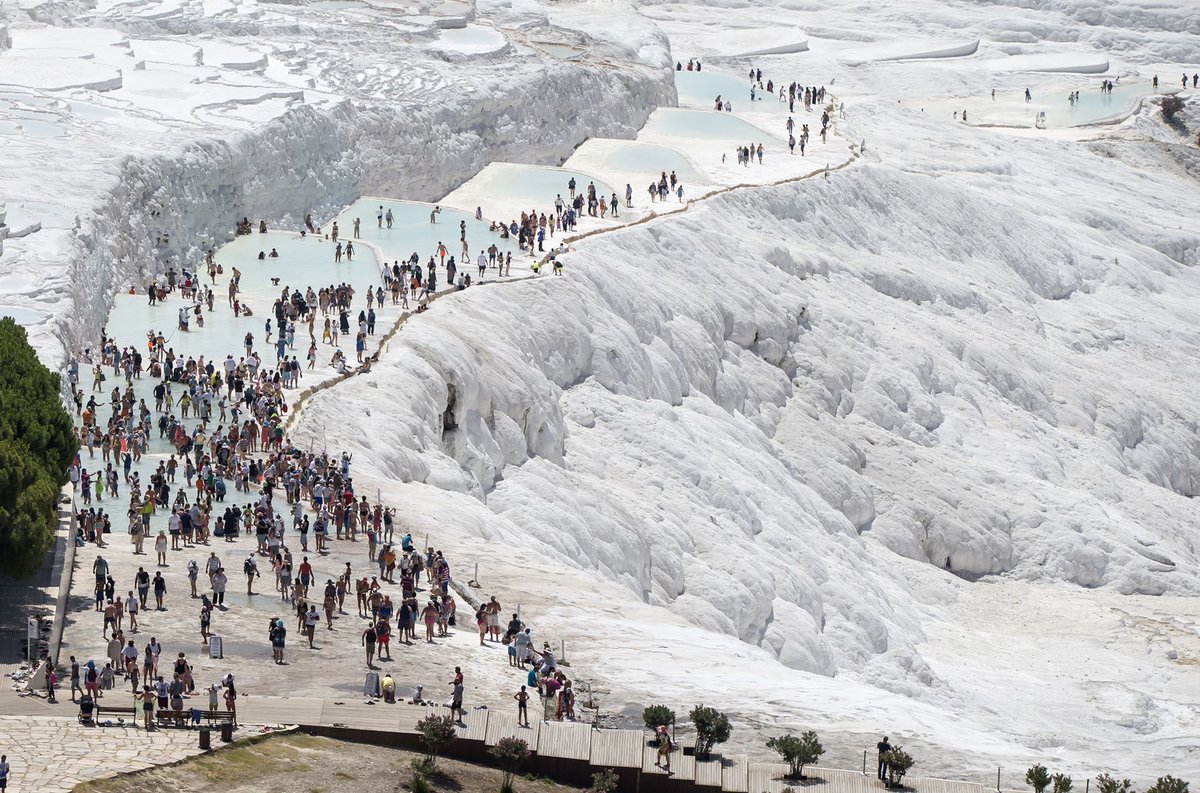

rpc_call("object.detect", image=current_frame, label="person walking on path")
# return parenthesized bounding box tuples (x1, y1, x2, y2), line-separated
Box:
(154, 531, 168, 566)
(877, 736, 892, 781)
(305, 605, 319, 648)
(45, 664, 58, 703)
(450, 673, 465, 725)
(245, 556, 259, 595)
(270, 619, 287, 664)
(655, 724, 673, 774)
(0, 754, 10, 792)
(212, 568, 227, 606)
(152, 572, 167, 610)
(69, 656, 83, 702)
(362, 622, 377, 668)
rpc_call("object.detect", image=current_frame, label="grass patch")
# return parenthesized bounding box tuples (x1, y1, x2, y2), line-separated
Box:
(188, 739, 313, 784)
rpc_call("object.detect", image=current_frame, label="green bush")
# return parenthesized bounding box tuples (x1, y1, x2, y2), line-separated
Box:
(1053, 774, 1074, 793)
(883, 748, 914, 788)
(489, 736, 530, 793)
(642, 705, 675, 732)
(767, 730, 824, 779)
(415, 714, 457, 768)
(0, 318, 76, 578)
(1147, 776, 1188, 793)
(409, 768, 432, 793)
(589, 768, 619, 793)
(410, 757, 435, 778)
(689, 705, 731, 760)
(1096, 774, 1136, 793)
(1028, 765, 1052, 793)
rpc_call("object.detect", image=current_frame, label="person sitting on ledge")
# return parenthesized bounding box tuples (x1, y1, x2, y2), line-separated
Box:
(259, 220, 267, 233)
(236, 217, 252, 235)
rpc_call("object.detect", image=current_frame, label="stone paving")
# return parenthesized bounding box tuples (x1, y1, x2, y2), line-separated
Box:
(0, 716, 204, 792)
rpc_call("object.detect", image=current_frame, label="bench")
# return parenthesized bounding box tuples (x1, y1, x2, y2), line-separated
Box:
(92, 703, 139, 723)
(156, 708, 236, 728)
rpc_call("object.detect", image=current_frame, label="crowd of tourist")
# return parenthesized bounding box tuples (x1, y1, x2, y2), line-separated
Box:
(56, 195, 592, 731)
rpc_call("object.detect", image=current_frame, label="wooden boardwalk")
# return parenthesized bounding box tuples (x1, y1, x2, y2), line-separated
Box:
(591, 727, 643, 769)
(484, 710, 540, 747)
(696, 756, 723, 789)
(722, 755, 750, 792)
(237, 695, 1008, 793)
(536, 720, 593, 761)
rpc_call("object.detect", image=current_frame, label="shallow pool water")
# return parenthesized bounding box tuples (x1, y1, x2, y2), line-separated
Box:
(433, 25, 506, 55)
(969, 80, 1167, 129)
(490, 165, 615, 215)
(73, 228, 386, 554)
(17, 117, 66, 138)
(210, 230, 379, 307)
(0, 92, 58, 108)
(601, 141, 704, 182)
(69, 101, 122, 121)
(674, 68, 787, 115)
(642, 108, 777, 143)
(75, 198, 524, 543)
(331, 199, 521, 267)
(102, 230, 384, 427)
(534, 42, 582, 59)
(0, 305, 49, 326)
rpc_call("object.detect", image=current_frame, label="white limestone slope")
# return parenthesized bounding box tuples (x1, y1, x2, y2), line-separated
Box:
(291, 95, 1200, 783)
(0, 0, 672, 369)
(3, 0, 1200, 779)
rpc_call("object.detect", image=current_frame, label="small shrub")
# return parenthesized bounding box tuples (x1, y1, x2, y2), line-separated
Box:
(415, 714, 457, 768)
(409, 762, 433, 793)
(489, 736, 531, 793)
(642, 705, 675, 732)
(1096, 774, 1137, 793)
(883, 748, 914, 788)
(1028, 765, 1052, 793)
(689, 704, 731, 760)
(1147, 776, 1189, 793)
(767, 731, 824, 779)
(589, 768, 619, 793)
(1161, 95, 1184, 121)
(1053, 774, 1074, 793)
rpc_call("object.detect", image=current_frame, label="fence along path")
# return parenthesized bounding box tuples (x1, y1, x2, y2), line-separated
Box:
(238, 693, 1010, 793)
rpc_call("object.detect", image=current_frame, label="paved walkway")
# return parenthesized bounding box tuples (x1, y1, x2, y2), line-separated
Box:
(0, 715, 205, 793)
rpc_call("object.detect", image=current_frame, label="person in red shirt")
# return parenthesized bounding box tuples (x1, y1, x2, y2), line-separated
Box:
(297, 557, 313, 599)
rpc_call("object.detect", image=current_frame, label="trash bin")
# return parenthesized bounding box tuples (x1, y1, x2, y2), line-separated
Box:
(199, 728, 211, 750)
(220, 721, 234, 742)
